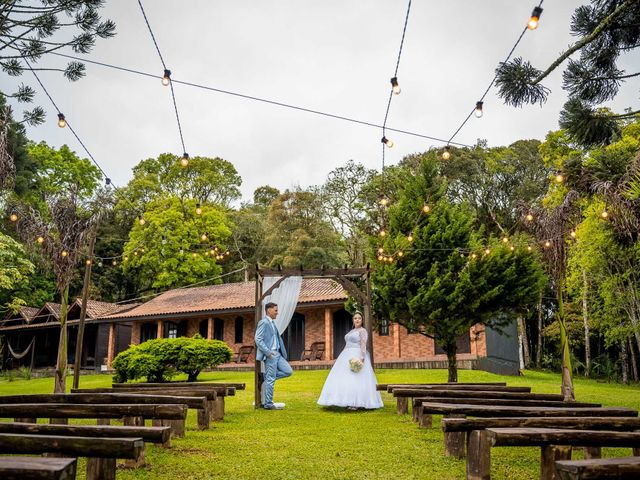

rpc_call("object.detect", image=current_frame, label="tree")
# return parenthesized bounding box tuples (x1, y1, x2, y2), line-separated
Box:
(495, 0, 639, 147)
(373, 155, 546, 381)
(0, 0, 116, 125)
(0, 231, 34, 314)
(253, 185, 280, 209)
(122, 196, 232, 292)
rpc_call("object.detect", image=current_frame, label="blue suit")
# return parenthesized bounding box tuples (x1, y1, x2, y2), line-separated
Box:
(255, 316, 292, 407)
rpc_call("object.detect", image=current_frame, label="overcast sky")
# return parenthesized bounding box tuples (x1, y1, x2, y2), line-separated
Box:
(7, 1, 640, 202)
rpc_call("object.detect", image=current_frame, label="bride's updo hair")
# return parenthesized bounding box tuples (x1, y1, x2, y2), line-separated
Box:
(352, 311, 364, 328)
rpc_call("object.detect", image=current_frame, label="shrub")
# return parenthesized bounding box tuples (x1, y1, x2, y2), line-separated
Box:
(113, 335, 233, 383)
(19, 366, 31, 380)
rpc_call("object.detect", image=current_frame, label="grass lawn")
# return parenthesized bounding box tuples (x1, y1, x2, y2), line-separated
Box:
(1, 368, 640, 479)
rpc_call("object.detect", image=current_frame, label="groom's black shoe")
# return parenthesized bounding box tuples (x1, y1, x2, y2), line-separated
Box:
(263, 403, 283, 410)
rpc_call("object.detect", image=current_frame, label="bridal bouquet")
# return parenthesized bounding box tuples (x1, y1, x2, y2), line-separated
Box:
(349, 358, 363, 373)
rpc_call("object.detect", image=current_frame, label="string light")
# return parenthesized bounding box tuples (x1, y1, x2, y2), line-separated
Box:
(527, 6, 543, 30)
(9, 212, 18, 222)
(390, 77, 401, 95)
(502, 236, 509, 243)
(601, 210, 609, 219)
(133, 251, 138, 256)
(379, 230, 387, 238)
(162, 69, 171, 86)
(377, 255, 383, 261)
(510, 246, 515, 252)
(442, 146, 451, 160)
(124, 255, 129, 261)
(57, 113, 66, 128)
(36, 236, 44, 244)
(138, 217, 146, 226)
(201, 233, 208, 241)
(471, 253, 477, 259)
(195, 203, 202, 215)
(61, 250, 68, 257)
(85, 259, 92, 265)
(484, 248, 491, 255)
(181, 153, 190, 167)
(192, 252, 197, 258)
(526, 213, 534, 222)
(527, 246, 533, 252)
(112, 260, 117, 266)
(570, 230, 577, 238)
(544, 240, 551, 248)
(377, 247, 384, 254)
(422, 204, 431, 213)
(381, 136, 394, 148)
(407, 233, 414, 242)
(397, 251, 404, 257)
(474, 101, 483, 118)
(555, 173, 564, 183)
(379, 196, 389, 207)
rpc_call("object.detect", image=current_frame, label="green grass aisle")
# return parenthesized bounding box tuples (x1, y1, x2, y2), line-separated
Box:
(1, 369, 639, 479)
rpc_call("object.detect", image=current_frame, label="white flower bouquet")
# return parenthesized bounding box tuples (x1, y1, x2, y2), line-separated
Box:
(349, 358, 364, 373)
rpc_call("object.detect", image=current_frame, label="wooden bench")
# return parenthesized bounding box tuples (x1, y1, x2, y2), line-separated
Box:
(0, 457, 77, 480)
(0, 433, 144, 480)
(441, 417, 640, 479)
(232, 346, 254, 363)
(111, 381, 246, 390)
(485, 428, 640, 480)
(377, 382, 508, 391)
(387, 384, 532, 414)
(301, 342, 325, 361)
(555, 456, 640, 480)
(0, 393, 209, 431)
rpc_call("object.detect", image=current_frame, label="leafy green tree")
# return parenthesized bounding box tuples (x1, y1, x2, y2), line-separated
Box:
(253, 185, 280, 208)
(373, 156, 546, 381)
(496, 0, 639, 147)
(123, 196, 232, 291)
(0, 0, 116, 125)
(0, 232, 35, 314)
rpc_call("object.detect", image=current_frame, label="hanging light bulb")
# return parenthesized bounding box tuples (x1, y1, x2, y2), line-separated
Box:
(112, 260, 117, 266)
(9, 212, 17, 222)
(474, 101, 484, 118)
(377, 255, 383, 261)
(36, 236, 44, 244)
(379, 196, 389, 207)
(61, 250, 68, 257)
(526, 213, 534, 222)
(570, 230, 577, 238)
(195, 203, 202, 215)
(205, 251, 210, 256)
(601, 210, 609, 219)
(502, 236, 509, 243)
(86, 259, 92, 265)
(201, 233, 208, 241)
(133, 251, 138, 256)
(397, 250, 404, 257)
(442, 146, 451, 160)
(544, 240, 551, 248)
(407, 233, 414, 242)
(422, 204, 431, 213)
(471, 253, 477, 259)
(180, 153, 190, 167)
(510, 246, 515, 252)
(555, 173, 564, 183)
(379, 229, 386, 237)
(138, 217, 145, 226)
(484, 248, 491, 255)
(390, 77, 401, 95)
(377, 247, 384, 254)
(192, 252, 197, 258)
(527, 245, 533, 252)
(527, 6, 543, 30)
(162, 69, 171, 86)
(124, 255, 129, 261)
(57, 113, 66, 128)
(381, 136, 394, 148)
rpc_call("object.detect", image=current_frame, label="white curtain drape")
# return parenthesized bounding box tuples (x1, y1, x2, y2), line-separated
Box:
(262, 276, 303, 334)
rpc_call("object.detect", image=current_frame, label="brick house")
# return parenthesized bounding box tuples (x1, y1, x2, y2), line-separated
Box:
(1, 279, 519, 375)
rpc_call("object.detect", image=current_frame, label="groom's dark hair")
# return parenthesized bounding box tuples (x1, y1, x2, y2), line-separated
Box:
(265, 302, 278, 311)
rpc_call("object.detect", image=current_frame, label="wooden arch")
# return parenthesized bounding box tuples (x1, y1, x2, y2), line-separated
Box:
(253, 265, 372, 408)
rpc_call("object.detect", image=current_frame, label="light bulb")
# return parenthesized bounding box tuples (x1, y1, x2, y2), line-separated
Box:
(471, 253, 477, 259)
(133, 251, 138, 256)
(112, 260, 117, 266)
(544, 240, 551, 248)
(378, 247, 384, 254)
(474, 101, 483, 118)
(484, 248, 491, 255)
(528, 6, 543, 30)
(192, 252, 197, 258)
(180, 153, 190, 167)
(407, 233, 414, 242)
(379, 230, 386, 237)
(57, 113, 66, 128)
(555, 173, 564, 183)
(442, 146, 451, 160)
(201, 234, 208, 241)
(526, 214, 534, 222)
(397, 251, 404, 257)
(381, 136, 394, 148)
(502, 237, 509, 243)
(510, 246, 515, 251)
(377, 255, 383, 261)
(36, 236, 44, 244)
(162, 69, 171, 86)
(601, 210, 609, 218)
(138, 217, 145, 226)
(570, 230, 576, 238)
(527, 246, 532, 252)
(86, 259, 92, 265)
(9, 213, 17, 222)
(61, 250, 68, 257)
(124, 255, 129, 261)
(390, 77, 401, 95)
(195, 203, 202, 215)
(422, 205, 431, 213)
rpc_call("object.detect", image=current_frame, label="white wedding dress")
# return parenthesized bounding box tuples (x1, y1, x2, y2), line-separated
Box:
(317, 327, 383, 409)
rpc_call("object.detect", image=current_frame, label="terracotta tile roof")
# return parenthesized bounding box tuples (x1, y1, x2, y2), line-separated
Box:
(105, 278, 347, 320)
(71, 299, 139, 318)
(18, 307, 39, 322)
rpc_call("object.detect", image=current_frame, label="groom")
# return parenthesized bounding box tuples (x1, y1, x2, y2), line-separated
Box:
(255, 302, 293, 410)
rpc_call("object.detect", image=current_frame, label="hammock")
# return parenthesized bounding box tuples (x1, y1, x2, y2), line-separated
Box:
(6, 337, 35, 360)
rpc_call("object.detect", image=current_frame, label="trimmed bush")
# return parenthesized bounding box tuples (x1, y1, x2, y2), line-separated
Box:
(113, 334, 233, 383)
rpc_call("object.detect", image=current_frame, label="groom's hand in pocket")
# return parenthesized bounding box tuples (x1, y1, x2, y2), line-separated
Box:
(269, 351, 277, 358)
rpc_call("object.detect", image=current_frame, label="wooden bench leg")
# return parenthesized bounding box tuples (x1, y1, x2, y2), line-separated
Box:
(170, 419, 186, 438)
(214, 396, 225, 421)
(583, 447, 601, 459)
(151, 420, 172, 448)
(97, 418, 110, 425)
(412, 401, 420, 422)
(419, 412, 433, 429)
(208, 400, 216, 421)
(14, 417, 36, 423)
(50, 418, 68, 425)
(197, 408, 210, 430)
(540, 445, 571, 480)
(466, 430, 491, 480)
(633, 447, 640, 456)
(86, 458, 116, 480)
(444, 414, 466, 459)
(396, 397, 408, 415)
(123, 416, 146, 468)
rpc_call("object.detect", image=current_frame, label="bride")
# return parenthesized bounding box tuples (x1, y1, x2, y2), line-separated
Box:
(317, 311, 383, 410)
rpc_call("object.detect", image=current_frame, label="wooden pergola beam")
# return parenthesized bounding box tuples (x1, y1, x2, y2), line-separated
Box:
(255, 267, 369, 278)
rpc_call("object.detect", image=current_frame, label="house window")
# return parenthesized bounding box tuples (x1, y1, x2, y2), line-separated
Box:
(165, 321, 178, 339)
(378, 318, 390, 336)
(140, 323, 157, 343)
(234, 317, 243, 344)
(214, 318, 224, 341)
(199, 319, 208, 338)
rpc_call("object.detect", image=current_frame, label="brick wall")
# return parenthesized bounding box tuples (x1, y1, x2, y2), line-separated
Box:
(130, 322, 140, 345)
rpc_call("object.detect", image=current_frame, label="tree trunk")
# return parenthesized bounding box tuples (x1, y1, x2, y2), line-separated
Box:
(621, 341, 629, 385)
(582, 269, 591, 376)
(54, 285, 69, 394)
(558, 284, 575, 401)
(446, 344, 458, 383)
(629, 337, 639, 383)
(536, 293, 543, 367)
(517, 314, 530, 369)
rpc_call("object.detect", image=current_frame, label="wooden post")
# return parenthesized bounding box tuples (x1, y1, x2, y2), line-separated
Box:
(584, 447, 601, 459)
(106, 323, 116, 369)
(324, 307, 332, 360)
(97, 419, 110, 425)
(254, 271, 263, 409)
(73, 230, 96, 389)
(86, 458, 116, 480)
(443, 414, 466, 458)
(364, 266, 374, 364)
(214, 396, 225, 421)
(207, 317, 214, 340)
(466, 430, 491, 480)
(123, 416, 145, 468)
(393, 322, 401, 358)
(396, 397, 408, 415)
(540, 445, 571, 480)
(633, 447, 640, 456)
